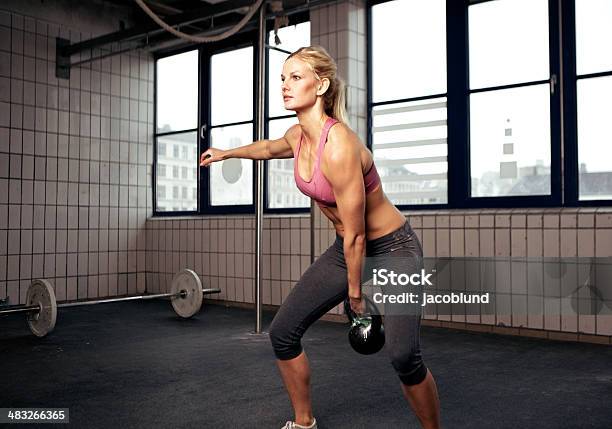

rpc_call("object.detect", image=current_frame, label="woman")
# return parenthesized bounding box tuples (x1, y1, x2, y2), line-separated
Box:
(200, 46, 441, 429)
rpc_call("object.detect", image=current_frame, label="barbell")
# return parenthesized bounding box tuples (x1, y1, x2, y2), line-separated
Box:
(0, 269, 221, 338)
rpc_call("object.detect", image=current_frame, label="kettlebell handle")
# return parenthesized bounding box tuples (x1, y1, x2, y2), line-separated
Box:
(343, 296, 379, 327)
(344, 295, 386, 355)
(343, 297, 356, 323)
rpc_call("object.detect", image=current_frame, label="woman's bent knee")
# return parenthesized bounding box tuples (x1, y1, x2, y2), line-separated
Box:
(398, 363, 428, 386)
(389, 347, 428, 386)
(269, 317, 303, 360)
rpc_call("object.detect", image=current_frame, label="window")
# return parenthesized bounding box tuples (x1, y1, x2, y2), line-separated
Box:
(372, 98, 448, 205)
(469, 86, 551, 197)
(155, 49, 199, 213)
(370, 0, 447, 205)
(157, 51, 198, 133)
(208, 47, 254, 207)
(157, 185, 166, 199)
(468, 0, 551, 198)
(575, 0, 612, 200)
(153, 16, 314, 215)
(266, 22, 311, 210)
(366, 0, 612, 209)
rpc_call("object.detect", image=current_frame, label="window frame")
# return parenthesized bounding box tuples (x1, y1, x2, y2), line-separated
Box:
(562, 0, 612, 206)
(367, 0, 611, 209)
(152, 14, 311, 217)
(200, 35, 259, 215)
(153, 45, 201, 217)
(464, 0, 563, 208)
(367, 0, 450, 209)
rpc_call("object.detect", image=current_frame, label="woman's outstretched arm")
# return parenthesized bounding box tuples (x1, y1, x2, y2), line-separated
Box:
(200, 125, 298, 166)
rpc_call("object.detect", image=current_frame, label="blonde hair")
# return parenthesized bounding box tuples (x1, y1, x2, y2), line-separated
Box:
(287, 46, 348, 124)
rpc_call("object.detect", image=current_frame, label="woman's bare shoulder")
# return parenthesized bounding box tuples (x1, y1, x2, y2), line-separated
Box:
(324, 122, 371, 173)
(327, 122, 361, 149)
(283, 124, 303, 149)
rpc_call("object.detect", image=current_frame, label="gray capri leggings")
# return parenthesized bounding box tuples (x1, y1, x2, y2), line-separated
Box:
(269, 221, 428, 386)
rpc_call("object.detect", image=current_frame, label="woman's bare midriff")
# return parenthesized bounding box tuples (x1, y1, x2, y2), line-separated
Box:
(319, 184, 407, 241)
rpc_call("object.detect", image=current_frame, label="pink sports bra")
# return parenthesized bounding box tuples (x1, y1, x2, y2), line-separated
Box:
(294, 118, 381, 208)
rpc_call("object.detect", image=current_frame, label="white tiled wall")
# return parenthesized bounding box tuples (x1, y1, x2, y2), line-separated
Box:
(145, 216, 312, 307)
(0, 5, 154, 305)
(406, 208, 612, 340)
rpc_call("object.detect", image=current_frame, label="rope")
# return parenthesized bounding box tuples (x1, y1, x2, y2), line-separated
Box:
(133, 0, 266, 44)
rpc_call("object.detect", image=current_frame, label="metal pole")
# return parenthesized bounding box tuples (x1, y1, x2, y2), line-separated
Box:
(254, 2, 266, 333)
(0, 289, 221, 314)
(58, 288, 221, 308)
(57, 292, 178, 308)
(0, 304, 41, 316)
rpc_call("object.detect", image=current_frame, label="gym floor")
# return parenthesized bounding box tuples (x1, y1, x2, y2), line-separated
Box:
(2, 301, 611, 429)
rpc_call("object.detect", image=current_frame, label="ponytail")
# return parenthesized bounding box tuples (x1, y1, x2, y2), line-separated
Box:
(326, 76, 348, 125)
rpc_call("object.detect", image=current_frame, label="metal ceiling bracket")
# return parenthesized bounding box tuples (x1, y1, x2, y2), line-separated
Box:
(56, 37, 71, 79)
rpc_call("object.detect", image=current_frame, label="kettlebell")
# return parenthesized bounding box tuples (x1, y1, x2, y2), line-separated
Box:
(344, 297, 385, 355)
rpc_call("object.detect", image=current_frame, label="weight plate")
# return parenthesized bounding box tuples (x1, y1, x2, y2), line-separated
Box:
(26, 279, 57, 337)
(171, 269, 203, 318)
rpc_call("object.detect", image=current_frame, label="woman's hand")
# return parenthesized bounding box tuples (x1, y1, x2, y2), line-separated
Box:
(199, 148, 226, 167)
(349, 295, 365, 316)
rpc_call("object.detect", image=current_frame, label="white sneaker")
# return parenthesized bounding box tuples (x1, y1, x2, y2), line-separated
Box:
(280, 417, 317, 429)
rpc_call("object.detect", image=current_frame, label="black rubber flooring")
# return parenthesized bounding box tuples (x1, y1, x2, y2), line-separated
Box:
(1, 300, 611, 428)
